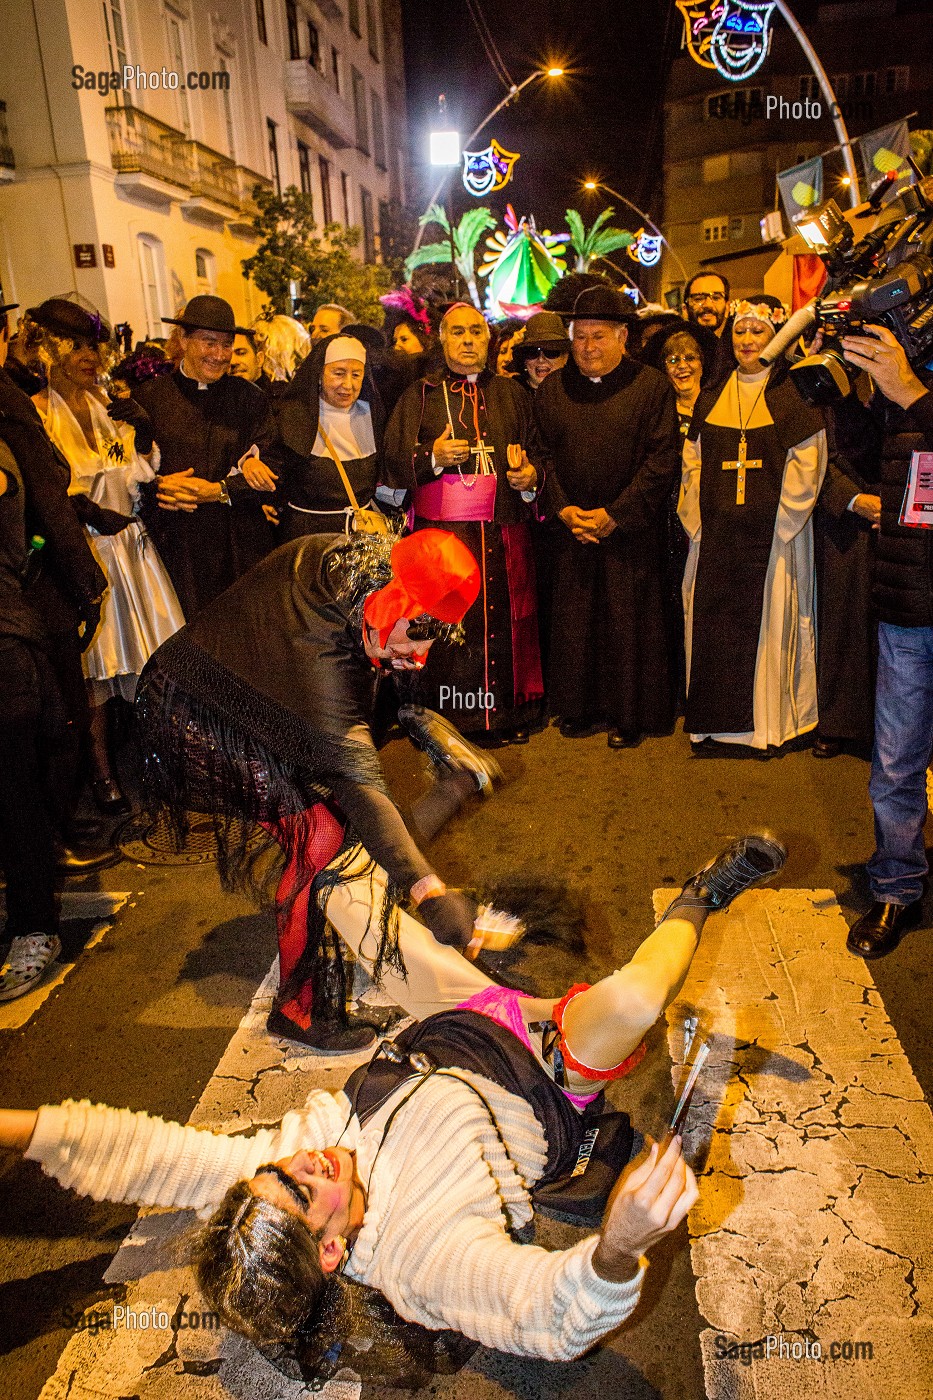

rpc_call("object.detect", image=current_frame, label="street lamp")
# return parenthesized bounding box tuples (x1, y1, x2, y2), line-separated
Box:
(413, 65, 566, 255)
(583, 179, 690, 285)
(429, 96, 462, 297)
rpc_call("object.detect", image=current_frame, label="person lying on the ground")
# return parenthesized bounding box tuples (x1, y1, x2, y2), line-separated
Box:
(135, 526, 503, 1053)
(0, 833, 785, 1360)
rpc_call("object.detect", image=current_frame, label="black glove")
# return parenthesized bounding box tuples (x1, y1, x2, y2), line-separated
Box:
(418, 890, 479, 949)
(107, 396, 155, 454)
(71, 494, 134, 535)
(77, 597, 102, 652)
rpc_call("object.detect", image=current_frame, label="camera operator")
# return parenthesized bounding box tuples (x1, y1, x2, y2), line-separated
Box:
(841, 325, 933, 960)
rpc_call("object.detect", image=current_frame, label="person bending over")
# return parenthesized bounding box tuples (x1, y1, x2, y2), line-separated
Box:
(1, 832, 785, 1360)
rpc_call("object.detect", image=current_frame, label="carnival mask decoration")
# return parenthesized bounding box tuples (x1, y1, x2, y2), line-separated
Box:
(462, 139, 520, 198)
(710, 0, 775, 81)
(674, 0, 722, 68)
(627, 230, 663, 268)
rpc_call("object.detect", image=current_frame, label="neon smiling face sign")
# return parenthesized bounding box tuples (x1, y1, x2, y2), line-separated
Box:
(462, 139, 520, 198)
(676, 0, 776, 82)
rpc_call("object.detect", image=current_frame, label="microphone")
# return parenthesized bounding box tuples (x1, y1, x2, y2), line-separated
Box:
(758, 303, 819, 365)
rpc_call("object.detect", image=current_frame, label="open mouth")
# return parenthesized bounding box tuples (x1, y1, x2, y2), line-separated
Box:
(311, 1149, 341, 1180)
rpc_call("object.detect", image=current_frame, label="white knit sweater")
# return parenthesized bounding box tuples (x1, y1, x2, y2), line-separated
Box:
(27, 1073, 644, 1360)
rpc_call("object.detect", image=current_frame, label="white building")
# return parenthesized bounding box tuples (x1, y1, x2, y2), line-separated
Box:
(0, 0, 409, 337)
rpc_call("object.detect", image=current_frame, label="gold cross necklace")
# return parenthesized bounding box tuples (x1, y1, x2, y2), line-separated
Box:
(722, 372, 768, 505)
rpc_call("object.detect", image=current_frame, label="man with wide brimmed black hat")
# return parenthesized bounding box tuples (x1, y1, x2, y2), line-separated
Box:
(131, 295, 279, 617)
(535, 285, 680, 747)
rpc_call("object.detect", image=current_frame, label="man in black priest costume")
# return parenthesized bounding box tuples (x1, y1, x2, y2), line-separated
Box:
(535, 286, 680, 747)
(379, 303, 545, 746)
(132, 296, 277, 618)
(136, 527, 503, 1053)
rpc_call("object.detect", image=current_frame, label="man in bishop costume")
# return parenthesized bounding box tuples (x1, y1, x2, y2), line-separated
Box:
(680, 297, 827, 750)
(380, 303, 545, 744)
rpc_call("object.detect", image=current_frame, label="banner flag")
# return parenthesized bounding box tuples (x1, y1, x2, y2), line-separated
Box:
(858, 120, 914, 193)
(777, 156, 824, 225)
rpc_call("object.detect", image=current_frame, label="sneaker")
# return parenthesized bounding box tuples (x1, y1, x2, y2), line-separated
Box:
(267, 1005, 377, 1053)
(0, 934, 62, 1002)
(398, 706, 502, 796)
(656, 833, 787, 925)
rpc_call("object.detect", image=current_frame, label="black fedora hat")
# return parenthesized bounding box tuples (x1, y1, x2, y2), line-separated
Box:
(562, 286, 636, 324)
(28, 297, 111, 343)
(163, 295, 248, 336)
(511, 310, 570, 361)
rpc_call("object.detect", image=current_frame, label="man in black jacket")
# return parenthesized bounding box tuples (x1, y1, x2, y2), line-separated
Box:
(841, 326, 933, 960)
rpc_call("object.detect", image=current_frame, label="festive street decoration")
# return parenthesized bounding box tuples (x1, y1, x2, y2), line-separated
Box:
(858, 120, 915, 194)
(462, 139, 521, 198)
(565, 208, 635, 272)
(404, 204, 498, 310)
(676, 0, 776, 82)
(777, 156, 824, 226)
(478, 206, 568, 318)
(627, 228, 664, 267)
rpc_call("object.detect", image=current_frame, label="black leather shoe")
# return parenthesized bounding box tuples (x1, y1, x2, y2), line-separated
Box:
(92, 778, 130, 815)
(608, 728, 638, 749)
(812, 735, 841, 759)
(509, 728, 530, 745)
(657, 832, 787, 925)
(559, 719, 593, 739)
(267, 1005, 377, 1052)
(846, 901, 922, 960)
(56, 843, 119, 875)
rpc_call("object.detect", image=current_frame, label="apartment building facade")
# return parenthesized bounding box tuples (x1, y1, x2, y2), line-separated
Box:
(0, 0, 409, 335)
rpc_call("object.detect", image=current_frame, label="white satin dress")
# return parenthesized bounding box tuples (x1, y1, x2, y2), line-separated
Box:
(35, 388, 185, 702)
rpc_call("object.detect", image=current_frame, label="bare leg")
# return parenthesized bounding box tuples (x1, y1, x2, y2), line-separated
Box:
(320, 848, 492, 1020)
(88, 700, 113, 782)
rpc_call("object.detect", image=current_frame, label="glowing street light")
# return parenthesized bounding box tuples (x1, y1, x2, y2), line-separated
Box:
(413, 65, 566, 254)
(430, 95, 460, 167)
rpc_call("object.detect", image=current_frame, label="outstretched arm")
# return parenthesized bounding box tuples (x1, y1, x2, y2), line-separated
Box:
(0, 1109, 38, 1152)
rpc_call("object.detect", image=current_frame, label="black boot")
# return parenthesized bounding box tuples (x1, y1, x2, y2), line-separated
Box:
(657, 832, 787, 925)
(267, 1005, 377, 1053)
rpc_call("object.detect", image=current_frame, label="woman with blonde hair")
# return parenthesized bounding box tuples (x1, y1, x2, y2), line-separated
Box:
(252, 315, 312, 383)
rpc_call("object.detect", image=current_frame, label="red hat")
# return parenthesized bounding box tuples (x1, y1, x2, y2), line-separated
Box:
(363, 529, 480, 648)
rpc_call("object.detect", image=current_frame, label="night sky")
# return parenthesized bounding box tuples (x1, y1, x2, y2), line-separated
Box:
(398, 0, 830, 236)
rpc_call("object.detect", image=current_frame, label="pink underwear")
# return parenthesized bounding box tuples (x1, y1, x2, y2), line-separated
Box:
(458, 984, 601, 1110)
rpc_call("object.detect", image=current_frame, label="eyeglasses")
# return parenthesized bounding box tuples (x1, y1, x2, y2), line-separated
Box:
(686, 292, 726, 306)
(665, 353, 702, 367)
(525, 346, 565, 361)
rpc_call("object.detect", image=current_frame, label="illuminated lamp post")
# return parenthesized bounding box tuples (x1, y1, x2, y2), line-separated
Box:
(429, 96, 461, 295)
(413, 66, 565, 256)
(582, 180, 691, 286)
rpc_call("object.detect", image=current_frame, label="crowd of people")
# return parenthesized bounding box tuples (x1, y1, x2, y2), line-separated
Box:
(2, 259, 933, 1379)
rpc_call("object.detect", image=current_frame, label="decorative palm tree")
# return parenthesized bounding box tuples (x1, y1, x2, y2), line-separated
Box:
(565, 207, 635, 273)
(404, 204, 498, 309)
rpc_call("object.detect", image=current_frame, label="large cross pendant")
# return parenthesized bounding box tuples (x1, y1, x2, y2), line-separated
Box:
(469, 441, 496, 475)
(722, 436, 762, 505)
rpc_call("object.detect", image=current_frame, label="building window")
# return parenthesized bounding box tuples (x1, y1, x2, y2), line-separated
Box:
(348, 0, 361, 36)
(103, 0, 129, 72)
(703, 153, 729, 183)
(319, 155, 333, 222)
(360, 186, 375, 262)
(267, 118, 280, 192)
(341, 170, 351, 225)
(884, 65, 909, 93)
(137, 233, 168, 337)
(307, 20, 320, 69)
(799, 74, 820, 101)
(255, 0, 268, 45)
(729, 216, 744, 240)
(366, 0, 381, 61)
(702, 216, 728, 244)
(704, 87, 763, 121)
(218, 57, 236, 159)
(195, 248, 217, 290)
(297, 140, 312, 197)
(351, 67, 369, 153)
(850, 70, 876, 100)
(286, 0, 301, 60)
(370, 90, 387, 169)
(331, 45, 341, 92)
(831, 73, 849, 100)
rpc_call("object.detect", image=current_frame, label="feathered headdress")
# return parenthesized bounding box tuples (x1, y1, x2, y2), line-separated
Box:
(379, 287, 432, 336)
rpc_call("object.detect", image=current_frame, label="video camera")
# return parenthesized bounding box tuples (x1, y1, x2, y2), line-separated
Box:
(778, 173, 933, 406)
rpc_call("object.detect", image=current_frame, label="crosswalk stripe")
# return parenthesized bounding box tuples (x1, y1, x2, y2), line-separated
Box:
(659, 888, 933, 1400)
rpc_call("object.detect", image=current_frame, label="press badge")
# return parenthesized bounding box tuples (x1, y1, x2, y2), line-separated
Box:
(899, 451, 933, 528)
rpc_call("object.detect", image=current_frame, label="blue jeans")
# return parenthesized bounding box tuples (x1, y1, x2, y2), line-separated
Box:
(867, 622, 933, 904)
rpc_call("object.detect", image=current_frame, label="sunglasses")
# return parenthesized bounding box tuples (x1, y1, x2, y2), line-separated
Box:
(665, 353, 702, 367)
(524, 345, 566, 361)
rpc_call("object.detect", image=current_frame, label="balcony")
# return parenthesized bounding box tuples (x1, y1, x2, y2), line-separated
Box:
(284, 59, 354, 149)
(105, 106, 273, 227)
(0, 101, 14, 181)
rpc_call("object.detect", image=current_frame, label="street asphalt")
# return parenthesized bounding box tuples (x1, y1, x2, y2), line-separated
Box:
(1, 719, 930, 1399)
